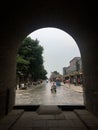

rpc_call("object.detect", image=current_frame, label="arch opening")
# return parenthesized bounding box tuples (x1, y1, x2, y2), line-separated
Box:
(15, 27, 84, 106)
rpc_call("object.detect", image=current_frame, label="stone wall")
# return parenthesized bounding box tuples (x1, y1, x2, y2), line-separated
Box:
(0, 1, 98, 119)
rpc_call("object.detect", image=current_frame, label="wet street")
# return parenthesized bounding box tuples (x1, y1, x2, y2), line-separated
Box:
(15, 81, 84, 105)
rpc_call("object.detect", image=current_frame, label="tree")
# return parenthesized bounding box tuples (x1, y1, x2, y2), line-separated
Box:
(38, 65, 47, 79)
(16, 37, 47, 82)
(53, 71, 59, 75)
(16, 55, 30, 75)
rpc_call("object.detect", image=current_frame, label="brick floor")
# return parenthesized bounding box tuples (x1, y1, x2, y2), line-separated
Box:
(0, 108, 98, 130)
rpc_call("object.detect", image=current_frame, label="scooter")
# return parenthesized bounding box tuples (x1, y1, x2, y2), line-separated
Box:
(51, 88, 56, 93)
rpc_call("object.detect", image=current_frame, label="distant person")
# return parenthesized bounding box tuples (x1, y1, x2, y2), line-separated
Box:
(73, 78, 76, 86)
(78, 78, 80, 85)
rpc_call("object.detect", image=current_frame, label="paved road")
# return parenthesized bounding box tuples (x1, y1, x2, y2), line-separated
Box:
(15, 81, 84, 105)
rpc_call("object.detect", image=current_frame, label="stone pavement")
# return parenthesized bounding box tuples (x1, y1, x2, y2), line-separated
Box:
(0, 107, 98, 130)
(15, 82, 84, 105)
(64, 83, 83, 93)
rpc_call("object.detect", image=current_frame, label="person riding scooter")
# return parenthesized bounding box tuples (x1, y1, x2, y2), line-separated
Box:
(51, 82, 57, 93)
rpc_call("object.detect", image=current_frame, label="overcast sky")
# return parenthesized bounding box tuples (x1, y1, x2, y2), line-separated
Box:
(28, 27, 81, 78)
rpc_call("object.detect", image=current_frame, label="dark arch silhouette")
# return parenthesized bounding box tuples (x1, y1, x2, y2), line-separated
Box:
(0, 1, 98, 118)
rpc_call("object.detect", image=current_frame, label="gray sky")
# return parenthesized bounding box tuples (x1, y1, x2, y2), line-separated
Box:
(28, 27, 81, 78)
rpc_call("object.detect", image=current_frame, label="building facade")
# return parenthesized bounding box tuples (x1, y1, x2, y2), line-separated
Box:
(63, 57, 83, 85)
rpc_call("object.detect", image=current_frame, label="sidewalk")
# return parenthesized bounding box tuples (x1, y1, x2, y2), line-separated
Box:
(63, 83, 83, 93)
(16, 82, 45, 91)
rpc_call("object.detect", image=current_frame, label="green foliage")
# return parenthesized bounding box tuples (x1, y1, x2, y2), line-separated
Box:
(53, 71, 59, 75)
(16, 37, 47, 81)
(16, 55, 29, 75)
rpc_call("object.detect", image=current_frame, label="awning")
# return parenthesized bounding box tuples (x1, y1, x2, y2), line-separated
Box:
(63, 71, 83, 77)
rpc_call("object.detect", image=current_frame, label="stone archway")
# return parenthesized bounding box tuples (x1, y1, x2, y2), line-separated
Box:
(0, 1, 98, 118)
